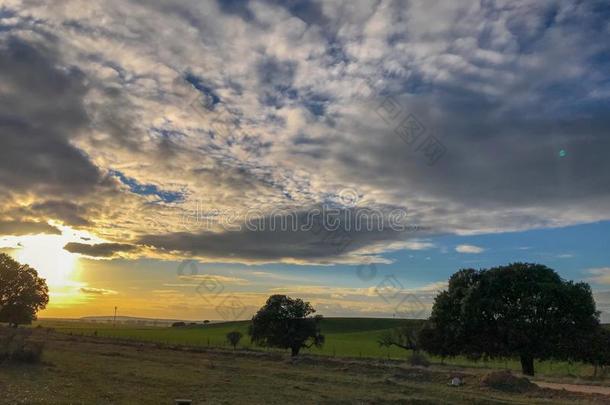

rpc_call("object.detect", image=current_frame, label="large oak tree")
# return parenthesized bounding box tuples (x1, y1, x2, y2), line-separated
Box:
(249, 295, 324, 356)
(0, 253, 49, 327)
(420, 263, 599, 376)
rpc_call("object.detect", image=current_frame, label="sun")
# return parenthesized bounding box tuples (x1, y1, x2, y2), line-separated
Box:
(15, 234, 78, 288)
(1, 225, 109, 308)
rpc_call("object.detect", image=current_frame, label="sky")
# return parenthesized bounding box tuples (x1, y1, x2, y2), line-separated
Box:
(1, 0, 609, 322)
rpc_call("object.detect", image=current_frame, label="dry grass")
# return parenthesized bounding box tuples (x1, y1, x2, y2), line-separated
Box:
(1, 327, 609, 404)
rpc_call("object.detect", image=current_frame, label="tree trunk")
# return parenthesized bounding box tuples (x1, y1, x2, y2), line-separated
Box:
(520, 354, 535, 376)
(291, 346, 300, 357)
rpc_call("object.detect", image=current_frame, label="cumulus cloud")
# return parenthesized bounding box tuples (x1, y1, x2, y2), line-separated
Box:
(586, 268, 610, 285)
(0, 0, 609, 266)
(80, 287, 118, 296)
(0, 220, 61, 236)
(402, 240, 436, 251)
(455, 244, 485, 254)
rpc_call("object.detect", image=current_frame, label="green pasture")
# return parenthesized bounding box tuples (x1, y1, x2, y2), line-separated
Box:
(35, 317, 597, 378)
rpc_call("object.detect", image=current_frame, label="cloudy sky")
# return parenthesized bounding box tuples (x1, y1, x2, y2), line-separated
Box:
(1, 0, 609, 321)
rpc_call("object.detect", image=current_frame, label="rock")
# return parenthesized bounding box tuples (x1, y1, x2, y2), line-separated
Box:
(449, 377, 463, 386)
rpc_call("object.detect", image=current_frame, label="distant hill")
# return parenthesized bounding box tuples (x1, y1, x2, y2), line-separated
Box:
(41, 316, 219, 326)
(80, 315, 185, 323)
(168, 317, 421, 331)
(40, 316, 420, 328)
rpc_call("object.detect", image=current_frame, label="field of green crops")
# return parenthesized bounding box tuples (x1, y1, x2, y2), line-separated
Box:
(35, 317, 596, 378)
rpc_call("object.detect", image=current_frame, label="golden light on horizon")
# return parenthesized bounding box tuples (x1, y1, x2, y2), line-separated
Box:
(1, 226, 106, 308)
(16, 234, 77, 288)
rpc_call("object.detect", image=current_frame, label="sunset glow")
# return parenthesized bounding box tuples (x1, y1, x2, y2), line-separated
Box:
(0, 0, 609, 324)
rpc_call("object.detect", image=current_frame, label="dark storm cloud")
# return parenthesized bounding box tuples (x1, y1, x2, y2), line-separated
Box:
(0, 220, 61, 236)
(0, 36, 102, 196)
(337, 99, 610, 209)
(139, 205, 426, 263)
(26, 200, 92, 227)
(63, 242, 138, 257)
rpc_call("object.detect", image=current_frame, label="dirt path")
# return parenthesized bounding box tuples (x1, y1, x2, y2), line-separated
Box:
(535, 381, 610, 396)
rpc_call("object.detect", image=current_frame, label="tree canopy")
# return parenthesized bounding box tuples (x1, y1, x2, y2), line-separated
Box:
(249, 295, 324, 356)
(0, 253, 49, 327)
(420, 263, 600, 376)
(226, 330, 243, 349)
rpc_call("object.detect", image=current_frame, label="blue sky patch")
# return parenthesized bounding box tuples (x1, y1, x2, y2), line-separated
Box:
(110, 170, 184, 203)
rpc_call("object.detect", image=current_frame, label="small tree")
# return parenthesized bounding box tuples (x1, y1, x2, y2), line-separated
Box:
(249, 295, 324, 356)
(379, 323, 430, 366)
(226, 331, 243, 349)
(378, 323, 422, 352)
(0, 254, 49, 327)
(421, 263, 600, 376)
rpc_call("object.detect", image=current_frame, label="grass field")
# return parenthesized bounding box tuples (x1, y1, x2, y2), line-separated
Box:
(1, 327, 607, 404)
(34, 318, 597, 379)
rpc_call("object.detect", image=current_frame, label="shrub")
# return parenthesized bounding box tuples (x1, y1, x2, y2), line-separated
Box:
(10, 340, 44, 363)
(481, 371, 535, 393)
(0, 328, 44, 364)
(226, 331, 243, 349)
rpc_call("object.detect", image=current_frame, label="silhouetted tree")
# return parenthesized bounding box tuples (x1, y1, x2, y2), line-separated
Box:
(171, 321, 186, 328)
(420, 263, 600, 376)
(0, 254, 49, 327)
(249, 295, 324, 356)
(580, 327, 610, 377)
(378, 323, 422, 352)
(226, 331, 243, 349)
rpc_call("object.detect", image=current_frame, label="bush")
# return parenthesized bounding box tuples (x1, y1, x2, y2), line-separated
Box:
(408, 351, 430, 367)
(10, 340, 44, 363)
(0, 328, 45, 364)
(226, 331, 243, 349)
(481, 371, 535, 393)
